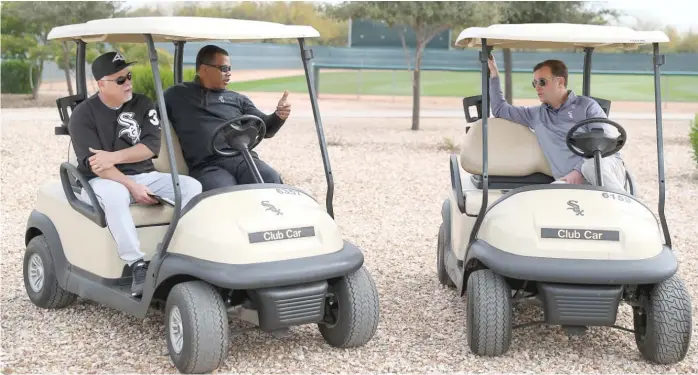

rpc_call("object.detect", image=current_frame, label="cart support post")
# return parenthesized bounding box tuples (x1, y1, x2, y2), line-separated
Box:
(652, 43, 671, 248)
(298, 37, 335, 219)
(144, 34, 183, 258)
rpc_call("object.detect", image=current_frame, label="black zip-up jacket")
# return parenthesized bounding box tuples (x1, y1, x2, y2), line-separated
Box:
(163, 76, 285, 171)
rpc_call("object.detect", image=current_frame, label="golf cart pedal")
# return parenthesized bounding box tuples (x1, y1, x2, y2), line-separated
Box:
(538, 283, 622, 327)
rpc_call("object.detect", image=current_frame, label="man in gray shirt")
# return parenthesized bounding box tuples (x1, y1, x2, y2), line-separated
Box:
(488, 56, 627, 192)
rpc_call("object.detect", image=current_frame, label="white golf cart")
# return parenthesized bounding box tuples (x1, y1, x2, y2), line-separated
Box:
(23, 17, 380, 374)
(436, 23, 692, 363)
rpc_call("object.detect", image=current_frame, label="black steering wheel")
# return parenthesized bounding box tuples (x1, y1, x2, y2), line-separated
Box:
(565, 117, 627, 158)
(210, 114, 266, 157)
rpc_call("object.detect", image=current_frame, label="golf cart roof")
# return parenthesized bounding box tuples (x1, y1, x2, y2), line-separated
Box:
(455, 23, 669, 50)
(47, 16, 320, 43)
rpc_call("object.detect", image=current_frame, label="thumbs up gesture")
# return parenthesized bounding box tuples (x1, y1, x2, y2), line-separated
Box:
(275, 90, 291, 120)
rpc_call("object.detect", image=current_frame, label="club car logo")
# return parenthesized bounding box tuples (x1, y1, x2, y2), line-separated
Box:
(261, 201, 282, 216)
(567, 200, 584, 216)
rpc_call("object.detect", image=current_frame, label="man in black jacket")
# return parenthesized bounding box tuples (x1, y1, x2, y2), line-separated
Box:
(164, 45, 291, 191)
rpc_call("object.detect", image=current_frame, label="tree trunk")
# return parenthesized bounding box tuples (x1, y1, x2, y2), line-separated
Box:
(411, 42, 425, 131)
(412, 67, 420, 131)
(503, 48, 513, 104)
(62, 42, 74, 96)
(31, 63, 44, 100)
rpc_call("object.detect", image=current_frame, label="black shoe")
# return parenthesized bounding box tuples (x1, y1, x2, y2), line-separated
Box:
(130, 259, 148, 297)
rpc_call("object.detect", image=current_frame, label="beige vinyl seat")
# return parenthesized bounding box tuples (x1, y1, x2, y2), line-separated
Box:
(67, 114, 190, 227)
(459, 118, 555, 215)
(460, 117, 554, 178)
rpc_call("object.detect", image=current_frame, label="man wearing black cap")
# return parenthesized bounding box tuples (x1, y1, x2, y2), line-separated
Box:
(68, 51, 202, 297)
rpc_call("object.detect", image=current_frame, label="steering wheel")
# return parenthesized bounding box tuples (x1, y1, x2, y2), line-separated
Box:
(209, 114, 266, 157)
(565, 117, 627, 158)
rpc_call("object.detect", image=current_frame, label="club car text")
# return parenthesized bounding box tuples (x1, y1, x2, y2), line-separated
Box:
(541, 228, 620, 241)
(248, 226, 315, 243)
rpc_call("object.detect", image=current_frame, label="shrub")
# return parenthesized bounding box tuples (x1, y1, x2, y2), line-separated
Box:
(1, 60, 38, 94)
(690, 113, 698, 167)
(130, 64, 196, 102)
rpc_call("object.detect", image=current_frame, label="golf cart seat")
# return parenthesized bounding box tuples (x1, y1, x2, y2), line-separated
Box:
(460, 117, 555, 190)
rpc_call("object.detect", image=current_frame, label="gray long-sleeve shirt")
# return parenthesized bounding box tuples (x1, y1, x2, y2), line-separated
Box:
(488, 75, 620, 179)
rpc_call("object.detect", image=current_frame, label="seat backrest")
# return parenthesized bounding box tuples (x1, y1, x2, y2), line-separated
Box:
(152, 123, 189, 176)
(460, 118, 553, 177)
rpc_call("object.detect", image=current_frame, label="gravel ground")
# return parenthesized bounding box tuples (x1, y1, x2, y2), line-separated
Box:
(2, 108, 697, 373)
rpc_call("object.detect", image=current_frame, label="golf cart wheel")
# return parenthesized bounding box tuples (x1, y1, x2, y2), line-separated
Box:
(318, 266, 380, 348)
(23, 235, 76, 309)
(633, 274, 692, 364)
(437, 223, 455, 287)
(165, 280, 229, 374)
(466, 269, 512, 357)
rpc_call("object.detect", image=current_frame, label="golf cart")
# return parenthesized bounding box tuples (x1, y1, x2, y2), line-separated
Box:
(436, 23, 692, 363)
(23, 17, 380, 374)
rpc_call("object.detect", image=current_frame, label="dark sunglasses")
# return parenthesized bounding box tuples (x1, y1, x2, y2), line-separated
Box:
(203, 63, 232, 73)
(531, 77, 555, 88)
(103, 71, 132, 85)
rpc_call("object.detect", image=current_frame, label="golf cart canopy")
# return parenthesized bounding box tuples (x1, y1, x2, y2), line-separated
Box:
(455, 23, 669, 50)
(46, 16, 320, 43)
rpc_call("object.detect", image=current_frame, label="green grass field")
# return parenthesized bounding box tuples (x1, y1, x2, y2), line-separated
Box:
(229, 70, 698, 102)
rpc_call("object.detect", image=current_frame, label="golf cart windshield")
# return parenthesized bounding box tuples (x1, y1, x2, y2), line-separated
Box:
(452, 22, 672, 248)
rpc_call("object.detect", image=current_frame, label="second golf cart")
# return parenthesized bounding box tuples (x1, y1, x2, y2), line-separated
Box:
(23, 16, 380, 374)
(436, 23, 692, 364)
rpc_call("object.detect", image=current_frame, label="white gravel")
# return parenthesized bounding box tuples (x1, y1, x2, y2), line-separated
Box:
(2, 108, 698, 373)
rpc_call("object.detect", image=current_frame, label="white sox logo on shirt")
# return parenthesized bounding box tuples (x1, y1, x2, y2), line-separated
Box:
(117, 112, 141, 144)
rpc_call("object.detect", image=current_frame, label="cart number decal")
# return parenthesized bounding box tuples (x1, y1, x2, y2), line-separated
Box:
(248, 226, 315, 243)
(540, 228, 619, 241)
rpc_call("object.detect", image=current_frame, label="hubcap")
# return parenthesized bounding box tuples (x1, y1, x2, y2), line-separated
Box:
(169, 306, 184, 354)
(28, 254, 44, 293)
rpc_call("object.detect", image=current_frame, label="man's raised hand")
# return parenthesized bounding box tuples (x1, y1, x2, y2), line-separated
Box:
(276, 90, 291, 120)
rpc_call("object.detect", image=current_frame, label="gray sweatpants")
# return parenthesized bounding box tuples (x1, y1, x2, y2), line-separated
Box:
(78, 171, 202, 265)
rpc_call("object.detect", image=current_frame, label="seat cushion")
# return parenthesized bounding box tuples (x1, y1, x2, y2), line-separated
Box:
(460, 118, 553, 177)
(152, 122, 189, 176)
(129, 203, 174, 226)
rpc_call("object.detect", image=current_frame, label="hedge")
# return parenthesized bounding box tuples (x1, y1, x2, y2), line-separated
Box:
(1, 60, 38, 94)
(130, 64, 196, 102)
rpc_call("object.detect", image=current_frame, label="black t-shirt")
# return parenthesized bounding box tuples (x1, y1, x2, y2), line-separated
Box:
(68, 93, 161, 180)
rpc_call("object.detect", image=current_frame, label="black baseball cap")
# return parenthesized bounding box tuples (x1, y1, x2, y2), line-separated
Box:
(91, 51, 136, 81)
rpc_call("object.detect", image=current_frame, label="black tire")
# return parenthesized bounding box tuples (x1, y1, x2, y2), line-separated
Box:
(437, 223, 455, 287)
(633, 274, 692, 364)
(165, 281, 229, 374)
(23, 235, 76, 309)
(466, 269, 512, 357)
(318, 266, 380, 348)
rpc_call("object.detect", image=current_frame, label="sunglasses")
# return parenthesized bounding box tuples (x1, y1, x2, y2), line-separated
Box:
(531, 77, 556, 88)
(203, 63, 232, 73)
(102, 71, 132, 85)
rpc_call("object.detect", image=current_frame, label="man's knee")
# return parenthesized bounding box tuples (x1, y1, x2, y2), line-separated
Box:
(581, 157, 626, 190)
(255, 160, 281, 183)
(180, 176, 202, 204)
